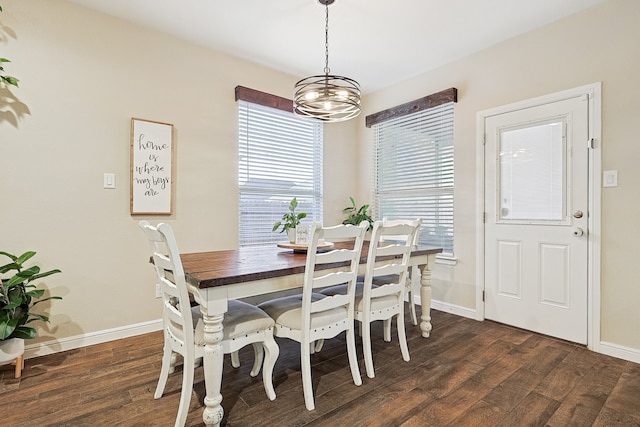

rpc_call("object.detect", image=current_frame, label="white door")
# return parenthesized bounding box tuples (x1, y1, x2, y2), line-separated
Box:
(484, 95, 589, 344)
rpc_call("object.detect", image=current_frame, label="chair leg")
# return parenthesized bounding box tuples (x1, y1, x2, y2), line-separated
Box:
(250, 343, 264, 378)
(409, 268, 418, 326)
(14, 354, 24, 379)
(300, 342, 315, 411)
(314, 339, 324, 352)
(362, 320, 375, 379)
(346, 324, 363, 387)
(261, 333, 279, 401)
(169, 351, 178, 374)
(383, 319, 392, 342)
(231, 350, 240, 368)
(397, 313, 410, 362)
(174, 356, 195, 427)
(408, 289, 418, 326)
(154, 346, 174, 399)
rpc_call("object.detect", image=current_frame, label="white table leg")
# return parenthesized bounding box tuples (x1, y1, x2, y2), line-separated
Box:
(201, 311, 225, 426)
(418, 260, 433, 338)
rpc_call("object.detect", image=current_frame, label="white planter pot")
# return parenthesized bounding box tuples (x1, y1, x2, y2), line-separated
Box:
(287, 228, 296, 243)
(0, 337, 25, 365)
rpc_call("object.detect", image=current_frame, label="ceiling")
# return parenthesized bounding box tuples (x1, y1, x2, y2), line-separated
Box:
(66, 0, 606, 94)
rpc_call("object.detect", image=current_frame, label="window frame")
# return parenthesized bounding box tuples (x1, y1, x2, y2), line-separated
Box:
(236, 86, 323, 247)
(366, 88, 457, 255)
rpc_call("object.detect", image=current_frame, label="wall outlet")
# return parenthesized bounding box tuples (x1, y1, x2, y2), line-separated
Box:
(155, 283, 162, 298)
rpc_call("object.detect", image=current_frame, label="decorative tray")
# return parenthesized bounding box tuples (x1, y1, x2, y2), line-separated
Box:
(276, 242, 334, 254)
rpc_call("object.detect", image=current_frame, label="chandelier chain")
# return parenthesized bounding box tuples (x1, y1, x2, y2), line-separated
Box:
(324, 2, 330, 75)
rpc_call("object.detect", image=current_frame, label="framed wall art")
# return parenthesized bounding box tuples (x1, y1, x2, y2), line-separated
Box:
(130, 117, 174, 215)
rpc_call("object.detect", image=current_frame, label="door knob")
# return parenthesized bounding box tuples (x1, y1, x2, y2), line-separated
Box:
(573, 210, 584, 219)
(572, 227, 584, 237)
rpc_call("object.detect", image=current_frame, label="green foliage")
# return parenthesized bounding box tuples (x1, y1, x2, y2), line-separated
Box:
(0, 251, 62, 340)
(0, 5, 19, 88)
(342, 196, 373, 229)
(272, 197, 307, 233)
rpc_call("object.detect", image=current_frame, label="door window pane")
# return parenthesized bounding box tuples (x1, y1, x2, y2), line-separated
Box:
(499, 121, 565, 221)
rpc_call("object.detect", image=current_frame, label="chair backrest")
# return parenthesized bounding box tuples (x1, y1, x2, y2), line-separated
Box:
(381, 217, 422, 246)
(139, 221, 195, 352)
(301, 221, 368, 334)
(361, 219, 420, 305)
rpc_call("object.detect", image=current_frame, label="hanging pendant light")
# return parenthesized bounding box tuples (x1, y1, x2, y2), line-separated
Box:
(293, 0, 361, 122)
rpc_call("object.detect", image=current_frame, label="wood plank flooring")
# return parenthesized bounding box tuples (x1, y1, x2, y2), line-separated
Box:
(2, 308, 640, 426)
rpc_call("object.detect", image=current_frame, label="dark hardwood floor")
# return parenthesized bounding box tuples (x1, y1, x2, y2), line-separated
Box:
(2, 308, 640, 426)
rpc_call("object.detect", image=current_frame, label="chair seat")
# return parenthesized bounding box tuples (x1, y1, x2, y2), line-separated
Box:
(355, 294, 398, 312)
(258, 293, 347, 330)
(356, 274, 399, 285)
(358, 271, 417, 325)
(321, 282, 358, 297)
(321, 281, 379, 296)
(319, 283, 395, 312)
(192, 300, 275, 345)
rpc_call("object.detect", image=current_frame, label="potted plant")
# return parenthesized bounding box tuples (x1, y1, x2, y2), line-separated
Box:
(272, 197, 307, 243)
(0, 5, 19, 88)
(0, 250, 62, 376)
(342, 196, 373, 229)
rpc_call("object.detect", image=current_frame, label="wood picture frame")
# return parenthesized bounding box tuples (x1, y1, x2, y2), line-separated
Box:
(130, 117, 174, 215)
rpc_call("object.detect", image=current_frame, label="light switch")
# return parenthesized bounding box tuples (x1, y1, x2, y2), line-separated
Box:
(104, 173, 116, 189)
(603, 170, 618, 188)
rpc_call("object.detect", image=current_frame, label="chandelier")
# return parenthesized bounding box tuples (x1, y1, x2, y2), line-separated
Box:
(293, 0, 361, 122)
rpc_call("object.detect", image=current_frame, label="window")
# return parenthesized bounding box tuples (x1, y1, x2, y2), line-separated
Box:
(369, 89, 456, 254)
(237, 87, 323, 247)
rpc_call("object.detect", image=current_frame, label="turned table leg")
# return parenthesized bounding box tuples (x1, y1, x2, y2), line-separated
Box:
(201, 311, 225, 426)
(418, 261, 433, 338)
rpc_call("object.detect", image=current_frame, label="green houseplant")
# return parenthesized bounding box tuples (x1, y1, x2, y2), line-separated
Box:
(272, 197, 307, 243)
(0, 251, 61, 341)
(0, 5, 19, 88)
(342, 196, 373, 229)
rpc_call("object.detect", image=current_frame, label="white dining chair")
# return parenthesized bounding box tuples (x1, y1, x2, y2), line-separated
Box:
(139, 221, 279, 427)
(353, 218, 422, 327)
(320, 219, 419, 378)
(257, 222, 368, 411)
(382, 217, 422, 327)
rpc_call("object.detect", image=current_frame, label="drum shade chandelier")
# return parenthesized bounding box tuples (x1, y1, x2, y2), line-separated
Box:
(293, 0, 361, 122)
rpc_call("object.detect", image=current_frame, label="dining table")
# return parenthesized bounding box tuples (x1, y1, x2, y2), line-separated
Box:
(179, 241, 442, 426)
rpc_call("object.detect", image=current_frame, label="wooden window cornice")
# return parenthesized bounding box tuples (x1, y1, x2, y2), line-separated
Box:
(365, 87, 458, 128)
(235, 86, 293, 113)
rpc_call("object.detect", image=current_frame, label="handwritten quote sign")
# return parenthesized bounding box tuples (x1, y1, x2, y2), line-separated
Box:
(130, 118, 174, 214)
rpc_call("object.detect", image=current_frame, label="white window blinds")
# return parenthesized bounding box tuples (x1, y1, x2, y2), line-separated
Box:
(373, 102, 454, 253)
(238, 100, 323, 246)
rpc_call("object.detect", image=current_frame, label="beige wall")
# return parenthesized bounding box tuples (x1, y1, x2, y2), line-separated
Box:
(359, 0, 640, 353)
(2, 0, 639, 359)
(1, 0, 358, 352)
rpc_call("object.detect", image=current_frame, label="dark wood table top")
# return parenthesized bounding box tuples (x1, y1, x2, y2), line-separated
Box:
(181, 242, 442, 289)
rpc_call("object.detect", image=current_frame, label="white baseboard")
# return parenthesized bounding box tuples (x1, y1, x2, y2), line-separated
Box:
(430, 299, 477, 319)
(598, 341, 640, 364)
(414, 295, 477, 320)
(25, 319, 163, 359)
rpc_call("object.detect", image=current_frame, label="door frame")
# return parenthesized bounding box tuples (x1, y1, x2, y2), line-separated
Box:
(475, 83, 602, 351)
